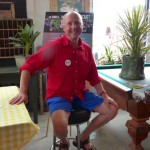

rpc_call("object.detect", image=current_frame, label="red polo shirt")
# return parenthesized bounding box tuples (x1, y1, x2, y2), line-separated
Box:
(20, 35, 101, 101)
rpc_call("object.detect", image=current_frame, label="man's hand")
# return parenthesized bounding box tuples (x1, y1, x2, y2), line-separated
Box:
(9, 70, 31, 105)
(9, 93, 28, 105)
(102, 94, 119, 109)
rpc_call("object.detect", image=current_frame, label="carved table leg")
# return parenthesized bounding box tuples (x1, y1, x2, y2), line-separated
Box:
(126, 117, 150, 150)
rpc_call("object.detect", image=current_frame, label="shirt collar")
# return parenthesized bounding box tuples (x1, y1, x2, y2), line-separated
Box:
(62, 34, 84, 50)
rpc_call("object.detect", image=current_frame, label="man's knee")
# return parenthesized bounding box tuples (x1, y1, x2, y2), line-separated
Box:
(108, 105, 118, 120)
(53, 121, 68, 135)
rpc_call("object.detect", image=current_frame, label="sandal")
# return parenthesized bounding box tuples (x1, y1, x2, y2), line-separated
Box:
(58, 141, 69, 150)
(73, 136, 97, 150)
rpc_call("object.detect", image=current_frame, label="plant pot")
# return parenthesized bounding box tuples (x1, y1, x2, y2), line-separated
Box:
(103, 61, 114, 65)
(15, 55, 25, 69)
(119, 55, 145, 80)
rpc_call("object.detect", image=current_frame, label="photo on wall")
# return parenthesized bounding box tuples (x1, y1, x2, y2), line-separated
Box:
(50, 0, 92, 12)
(58, 0, 85, 12)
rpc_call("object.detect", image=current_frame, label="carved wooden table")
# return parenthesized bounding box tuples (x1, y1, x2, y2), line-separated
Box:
(98, 66, 150, 150)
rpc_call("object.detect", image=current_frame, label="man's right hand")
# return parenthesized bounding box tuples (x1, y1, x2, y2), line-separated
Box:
(9, 93, 28, 105)
(9, 70, 31, 105)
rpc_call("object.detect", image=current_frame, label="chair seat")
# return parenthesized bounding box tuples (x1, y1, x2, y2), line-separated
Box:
(68, 108, 91, 125)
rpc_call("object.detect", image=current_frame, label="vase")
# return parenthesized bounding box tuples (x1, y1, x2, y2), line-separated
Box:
(14, 55, 25, 69)
(119, 55, 145, 80)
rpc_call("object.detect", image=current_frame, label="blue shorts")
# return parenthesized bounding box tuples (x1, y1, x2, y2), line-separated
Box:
(46, 91, 103, 114)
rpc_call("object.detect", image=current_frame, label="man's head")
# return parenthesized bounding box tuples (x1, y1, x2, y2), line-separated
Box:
(63, 11, 83, 44)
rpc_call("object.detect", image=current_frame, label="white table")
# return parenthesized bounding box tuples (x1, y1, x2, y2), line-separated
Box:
(0, 86, 39, 150)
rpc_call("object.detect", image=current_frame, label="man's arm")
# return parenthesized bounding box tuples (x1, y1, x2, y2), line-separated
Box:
(94, 82, 119, 109)
(94, 82, 106, 97)
(9, 70, 31, 105)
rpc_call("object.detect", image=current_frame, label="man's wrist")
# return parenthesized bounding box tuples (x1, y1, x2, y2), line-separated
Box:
(100, 90, 106, 96)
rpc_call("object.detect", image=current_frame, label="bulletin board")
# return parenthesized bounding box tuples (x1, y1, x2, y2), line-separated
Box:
(43, 12, 94, 48)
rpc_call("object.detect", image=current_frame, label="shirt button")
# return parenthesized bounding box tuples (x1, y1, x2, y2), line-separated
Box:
(76, 60, 78, 63)
(73, 51, 75, 53)
(75, 70, 77, 72)
(75, 80, 77, 83)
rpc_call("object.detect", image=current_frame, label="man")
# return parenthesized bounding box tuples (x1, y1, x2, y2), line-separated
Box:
(10, 11, 118, 150)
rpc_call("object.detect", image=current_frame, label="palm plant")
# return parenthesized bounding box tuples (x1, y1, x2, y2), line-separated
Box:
(117, 5, 150, 79)
(104, 45, 114, 63)
(98, 46, 114, 65)
(118, 46, 127, 55)
(118, 5, 150, 59)
(9, 24, 40, 58)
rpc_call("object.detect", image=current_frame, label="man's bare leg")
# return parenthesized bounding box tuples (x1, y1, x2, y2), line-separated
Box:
(80, 103, 118, 149)
(51, 110, 70, 150)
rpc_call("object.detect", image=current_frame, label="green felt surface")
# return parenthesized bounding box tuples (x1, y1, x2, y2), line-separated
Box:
(98, 66, 150, 94)
(98, 70, 132, 89)
(97, 62, 150, 70)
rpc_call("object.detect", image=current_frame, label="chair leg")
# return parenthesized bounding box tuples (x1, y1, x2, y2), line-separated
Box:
(50, 121, 89, 149)
(45, 115, 50, 137)
(76, 125, 80, 150)
(51, 134, 61, 150)
(69, 125, 72, 137)
(50, 134, 56, 150)
(53, 134, 56, 150)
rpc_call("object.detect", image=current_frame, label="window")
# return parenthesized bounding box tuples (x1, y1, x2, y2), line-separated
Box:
(93, 0, 146, 64)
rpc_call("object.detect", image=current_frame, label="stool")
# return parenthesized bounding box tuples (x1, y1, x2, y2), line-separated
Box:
(50, 108, 91, 150)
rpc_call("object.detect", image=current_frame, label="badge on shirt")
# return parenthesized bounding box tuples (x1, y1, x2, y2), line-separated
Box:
(65, 59, 71, 66)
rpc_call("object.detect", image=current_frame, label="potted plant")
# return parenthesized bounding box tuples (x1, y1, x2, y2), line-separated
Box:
(118, 5, 150, 79)
(9, 24, 40, 68)
(98, 45, 114, 65)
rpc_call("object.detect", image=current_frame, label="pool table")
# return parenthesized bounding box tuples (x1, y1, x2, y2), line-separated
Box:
(98, 65, 150, 150)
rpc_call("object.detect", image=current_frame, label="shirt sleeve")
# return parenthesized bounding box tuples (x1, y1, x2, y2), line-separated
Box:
(86, 49, 102, 86)
(20, 41, 55, 74)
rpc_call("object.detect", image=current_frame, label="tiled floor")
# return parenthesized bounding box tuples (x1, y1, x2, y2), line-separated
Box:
(22, 110, 150, 150)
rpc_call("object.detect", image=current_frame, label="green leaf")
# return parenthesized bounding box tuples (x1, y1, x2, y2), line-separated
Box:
(9, 24, 40, 57)
(118, 5, 150, 58)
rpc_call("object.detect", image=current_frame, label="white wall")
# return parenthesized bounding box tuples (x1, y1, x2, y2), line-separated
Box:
(146, 53, 150, 62)
(26, 0, 50, 52)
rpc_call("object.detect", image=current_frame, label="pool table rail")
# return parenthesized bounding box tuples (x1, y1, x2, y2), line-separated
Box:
(99, 72, 133, 111)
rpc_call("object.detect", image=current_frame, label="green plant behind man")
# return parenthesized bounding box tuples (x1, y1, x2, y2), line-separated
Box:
(9, 24, 40, 57)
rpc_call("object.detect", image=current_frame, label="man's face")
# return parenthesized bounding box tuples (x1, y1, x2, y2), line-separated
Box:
(63, 13, 83, 42)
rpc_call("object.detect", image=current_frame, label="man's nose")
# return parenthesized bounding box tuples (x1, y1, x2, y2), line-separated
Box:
(71, 23, 77, 28)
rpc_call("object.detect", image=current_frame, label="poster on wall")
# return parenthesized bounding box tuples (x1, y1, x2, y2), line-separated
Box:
(43, 12, 94, 48)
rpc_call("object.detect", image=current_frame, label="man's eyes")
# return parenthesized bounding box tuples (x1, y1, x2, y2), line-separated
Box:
(67, 22, 81, 26)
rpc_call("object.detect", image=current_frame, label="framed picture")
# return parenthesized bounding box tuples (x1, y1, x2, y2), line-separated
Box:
(50, 0, 92, 12)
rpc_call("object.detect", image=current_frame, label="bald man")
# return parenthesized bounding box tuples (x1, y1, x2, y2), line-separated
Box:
(10, 11, 118, 150)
